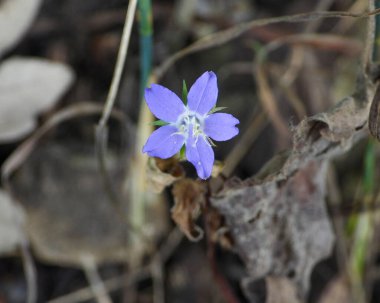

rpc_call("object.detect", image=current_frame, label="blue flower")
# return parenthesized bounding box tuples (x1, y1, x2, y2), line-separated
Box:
(142, 71, 239, 179)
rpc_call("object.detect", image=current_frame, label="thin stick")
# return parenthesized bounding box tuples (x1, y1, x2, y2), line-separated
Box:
(255, 65, 289, 142)
(82, 258, 113, 303)
(98, 0, 138, 128)
(48, 269, 151, 303)
(21, 241, 37, 303)
(48, 229, 183, 303)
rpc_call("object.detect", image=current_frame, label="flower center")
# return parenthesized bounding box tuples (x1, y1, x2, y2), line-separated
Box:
(176, 110, 204, 138)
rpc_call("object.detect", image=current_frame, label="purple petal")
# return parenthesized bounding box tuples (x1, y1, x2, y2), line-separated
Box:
(145, 84, 185, 122)
(204, 113, 239, 141)
(143, 125, 184, 158)
(186, 132, 214, 180)
(187, 71, 218, 115)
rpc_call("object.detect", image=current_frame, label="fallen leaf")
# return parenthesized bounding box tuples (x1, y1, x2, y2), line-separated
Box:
(0, 189, 25, 254)
(318, 275, 350, 303)
(0, 57, 74, 142)
(2, 103, 133, 267)
(266, 276, 302, 303)
(171, 179, 205, 241)
(242, 276, 303, 303)
(0, 0, 42, 56)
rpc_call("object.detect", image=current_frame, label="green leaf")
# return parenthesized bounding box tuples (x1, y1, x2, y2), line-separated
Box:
(209, 106, 227, 114)
(182, 80, 188, 105)
(151, 120, 169, 126)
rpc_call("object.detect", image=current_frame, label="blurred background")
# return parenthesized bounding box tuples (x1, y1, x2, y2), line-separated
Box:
(0, 0, 378, 302)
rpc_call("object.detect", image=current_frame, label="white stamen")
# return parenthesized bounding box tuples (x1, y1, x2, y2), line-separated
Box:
(173, 108, 206, 141)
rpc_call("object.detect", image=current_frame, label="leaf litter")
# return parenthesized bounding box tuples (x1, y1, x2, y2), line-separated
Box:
(1, 1, 380, 302)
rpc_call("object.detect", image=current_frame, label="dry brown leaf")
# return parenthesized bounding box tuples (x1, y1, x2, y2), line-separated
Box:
(0, 0, 42, 56)
(146, 157, 184, 193)
(171, 179, 205, 241)
(0, 57, 74, 142)
(2, 103, 132, 267)
(318, 275, 350, 303)
(0, 189, 25, 254)
(266, 277, 302, 303)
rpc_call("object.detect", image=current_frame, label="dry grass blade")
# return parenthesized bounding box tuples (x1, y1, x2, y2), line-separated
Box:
(48, 229, 182, 303)
(266, 34, 362, 56)
(254, 65, 290, 141)
(280, 0, 334, 86)
(48, 269, 150, 303)
(98, 0, 138, 128)
(223, 112, 268, 177)
(334, 0, 368, 33)
(154, 8, 380, 80)
(279, 83, 307, 120)
(21, 241, 37, 303)
(82, 258, 112, 303)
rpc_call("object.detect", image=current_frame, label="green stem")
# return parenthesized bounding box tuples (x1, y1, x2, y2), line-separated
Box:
(138, 0, 153, 96)
(129, 0, 154, 238)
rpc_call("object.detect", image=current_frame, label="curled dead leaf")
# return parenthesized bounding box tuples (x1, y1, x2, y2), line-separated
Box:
(171, 178, 205, 241)
(205, 205, 233, 249)
(147, 157, 184, 193)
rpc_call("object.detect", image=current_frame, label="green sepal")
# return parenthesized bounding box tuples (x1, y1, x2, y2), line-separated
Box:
(151, 120, 169, 126)
(179, 145, 186, 160)
(182, 80, 188, 105)
(209, 106, 227, 114)
(251, 41, 267, 63)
